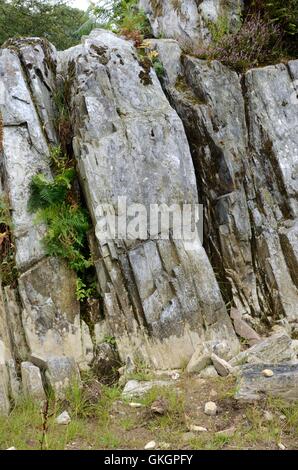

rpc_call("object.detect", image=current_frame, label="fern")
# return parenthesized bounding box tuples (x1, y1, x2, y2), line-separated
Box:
(28, 169, 75, 212)
(28, 167, 92, 273)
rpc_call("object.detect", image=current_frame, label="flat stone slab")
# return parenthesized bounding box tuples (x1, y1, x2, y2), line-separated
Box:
(122, 379, 172, 398)
(235, 363, 298, 401)
(230, 332, 295, 366)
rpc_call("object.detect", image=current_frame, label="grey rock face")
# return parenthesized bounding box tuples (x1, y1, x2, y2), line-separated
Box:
(139, 1, 242, 49)
(0, 39, 93, 374)
(149, 39, 298, 327)
(230, 332, 296, 366)
(19, 257, 85, 364)
(45, 356, 80, 399)
(21, 361, 46, 401)
(59, 29, 239, 368)
(0, 341, 10, 415)
(236, 363, 298, 401)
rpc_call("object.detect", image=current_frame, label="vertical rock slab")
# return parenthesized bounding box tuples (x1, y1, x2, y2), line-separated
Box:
(0, 40, 88, 368)
(139, 0, 243, 49)
(149, 39, 298, 327)
(18, 257, 85, 364)
(0, 340, 10, 415)
(0, 46, 51, 269)
(59, 30, 239, 368)
(245, 63, 298, 323)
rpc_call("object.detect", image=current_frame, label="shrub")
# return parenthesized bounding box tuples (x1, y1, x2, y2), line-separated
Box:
(196, 12, 282, 71)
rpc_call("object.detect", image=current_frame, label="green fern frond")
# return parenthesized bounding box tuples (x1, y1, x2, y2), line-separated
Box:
(28, 169, 76, 212)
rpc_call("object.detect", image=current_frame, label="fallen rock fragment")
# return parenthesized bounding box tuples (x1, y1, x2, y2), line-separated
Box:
(189, 425, 207, 432)
(235, 363, 298, 401)
(21, 362, 46, 401)
(56, 411, 71, 425)
(45, 356, 81, 399)
(262, 369, 274, 377)
(186, 344, 211, 374)
(122, 379, 171, 398)
(230, 308, 261, 346)
(216, 427, 236, 437)
(230, 332, 295, 367)
(150, 398, 168, 415)
(129, 402, 143, 408)
(144, 440, 156, 450)
(211, 353, 233, 377)
(199, 366, 218, 378)
(204, 401, 217, 416)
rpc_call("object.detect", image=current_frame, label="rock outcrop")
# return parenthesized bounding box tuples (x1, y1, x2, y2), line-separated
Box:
(139, 0, 243, 49)
(59, 29, 239, 369)
(0, 2, 297, 412)
(146, 38, 298, 330)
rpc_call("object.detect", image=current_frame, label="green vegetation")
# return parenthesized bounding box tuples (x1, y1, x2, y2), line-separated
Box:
(92, 0, 150, 34)
(1, 373, 298, 450)
(28, 163, 91, 273)
(251, 0, 298, 36)
(0, 196, 18, 287)
(0, 0, 89, 50)
(197, 1, 298, 71)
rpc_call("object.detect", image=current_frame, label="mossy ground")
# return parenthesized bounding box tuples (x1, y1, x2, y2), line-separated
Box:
(0, 374, 297, 450)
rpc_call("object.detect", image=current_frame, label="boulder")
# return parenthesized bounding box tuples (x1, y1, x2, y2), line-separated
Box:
(235, 363, 298, 401)
(44, 356, 81, 399)
(199, 365, 218, 378)
(21, 362, 46, 401)
(186, 344, 211, 373)
(230, 332, 296, 367)
(230, 308, 261, 346)
(211, 353, 233, 377)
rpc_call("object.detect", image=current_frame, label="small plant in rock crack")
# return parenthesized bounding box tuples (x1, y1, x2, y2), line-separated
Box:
(0, 196, 18, 286)
(147, 49, 165, 78)
(28, 168, 92, 273)
(76, 278, 98, 301)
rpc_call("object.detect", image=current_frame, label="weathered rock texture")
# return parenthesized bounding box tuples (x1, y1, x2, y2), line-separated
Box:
(139, 0, 243, 49)
(236, 363, 298, 401)
(0, 17, 297, 411)
(0, 39, 93, 370)
(0, 30, 241, 412)
(146, 39, 298, 330)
